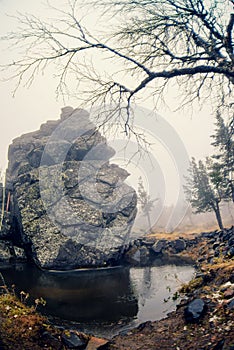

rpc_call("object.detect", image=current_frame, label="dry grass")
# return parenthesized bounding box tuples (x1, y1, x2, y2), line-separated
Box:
(147, 231, 198, 241)
(149, 224, 219, 240)
(179, 277, 204, 294)
(0, 292, 49, 350)
(205, 258, 234, 272)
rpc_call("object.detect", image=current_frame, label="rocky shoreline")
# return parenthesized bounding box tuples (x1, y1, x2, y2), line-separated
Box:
(107, 226, 234, 350)
(0, 226, 233, 349)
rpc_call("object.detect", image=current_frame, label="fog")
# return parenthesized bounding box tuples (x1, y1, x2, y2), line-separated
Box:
(0, 0, 229, 232)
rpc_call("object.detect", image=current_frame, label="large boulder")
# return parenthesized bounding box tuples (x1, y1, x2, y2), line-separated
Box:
(6, 107, 137, 270)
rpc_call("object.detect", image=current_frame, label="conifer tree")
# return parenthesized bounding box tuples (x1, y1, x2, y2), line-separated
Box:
(185, 157, 224, 229)
(211, 113, 234, 202)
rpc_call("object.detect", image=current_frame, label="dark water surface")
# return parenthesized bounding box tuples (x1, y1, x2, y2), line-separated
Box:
(0, 257, 194, 338)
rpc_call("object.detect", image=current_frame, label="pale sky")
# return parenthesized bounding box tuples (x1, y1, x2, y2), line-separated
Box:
(0, 0, 216, 173)
(1, 0, 226, 232)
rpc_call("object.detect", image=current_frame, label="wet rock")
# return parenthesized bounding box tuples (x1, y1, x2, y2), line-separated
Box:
(151, 240, 167, 254)
(62, 331, 87, 349)
(137, 321, 153, 331)
(184, 298, 207, 323)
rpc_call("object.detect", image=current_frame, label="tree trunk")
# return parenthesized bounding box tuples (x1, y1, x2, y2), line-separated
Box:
(231, 183, 234, 203)
(213, 202, 224, 230)
(146, 212, 153, 234)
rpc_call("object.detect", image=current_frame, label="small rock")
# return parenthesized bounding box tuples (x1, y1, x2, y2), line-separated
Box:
(197, 257, 205, 263)
(227, 247, 234, 258)
(195, 272, 205, 279)
(212, 339, 224, 350)
(227, 299, 234, 310)
(139, 246, 151, 261)
(62, 331, 87, 349)
(220, 281, 233, 292)
(14, 246, 27, 261)
(141, 239, 155, 246)
(137, 321, 153, 331)
(127, 246, 151, 264)
(214, 248, 220, 257)
(0, 241, 13, 263)
(42, 332, 61, 350)
(184, 298, 207, 323)
(223, 289, 234, 299)
(85, 336, 109, 350)
(130, 249, 141, 263)
(151, 240, 166, 254)
(230, 274, 234, 284)
(213, 242, 220, 250)
(207, 256, 214, 264)
(171, 239, 186, 253)
(223, 232, 232, 241)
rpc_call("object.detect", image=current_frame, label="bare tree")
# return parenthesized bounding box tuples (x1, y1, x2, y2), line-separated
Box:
(0, 170, 5, 232)
(1, 0, 234, 132)
(138, 176, 158, 233)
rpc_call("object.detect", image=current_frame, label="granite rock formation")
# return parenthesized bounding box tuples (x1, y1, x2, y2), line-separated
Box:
(4, 107, 137, 270)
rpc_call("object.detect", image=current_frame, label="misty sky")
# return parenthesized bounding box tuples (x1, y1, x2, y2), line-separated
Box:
(0, 0, 216, 175)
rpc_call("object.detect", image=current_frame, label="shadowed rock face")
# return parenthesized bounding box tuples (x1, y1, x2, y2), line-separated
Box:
(6, 107, 137, 270)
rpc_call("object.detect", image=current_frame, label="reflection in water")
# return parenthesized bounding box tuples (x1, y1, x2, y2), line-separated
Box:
(0, 258, 194, 338)
(34, 267, 138, 323)
(130, 263, 194, 327)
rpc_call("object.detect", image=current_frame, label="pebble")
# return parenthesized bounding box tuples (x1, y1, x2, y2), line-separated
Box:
(223, 289, 234, 299)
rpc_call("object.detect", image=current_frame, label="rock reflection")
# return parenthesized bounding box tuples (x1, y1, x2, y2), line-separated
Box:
(0, 258, 194, 338)
(1, 265, 138, 323)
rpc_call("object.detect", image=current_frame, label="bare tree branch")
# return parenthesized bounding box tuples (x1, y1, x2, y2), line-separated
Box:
(0, 0, 233, 132)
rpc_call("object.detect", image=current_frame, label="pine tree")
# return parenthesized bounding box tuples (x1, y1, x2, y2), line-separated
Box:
(211, 113, 234, 202)
(185, 157, 224, 230)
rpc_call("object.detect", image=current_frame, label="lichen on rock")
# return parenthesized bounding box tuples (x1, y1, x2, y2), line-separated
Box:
(5, 107, 137, 270)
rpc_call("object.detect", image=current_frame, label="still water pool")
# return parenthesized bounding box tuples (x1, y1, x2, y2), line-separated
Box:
(0, 257, 194, 338)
